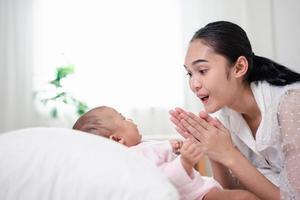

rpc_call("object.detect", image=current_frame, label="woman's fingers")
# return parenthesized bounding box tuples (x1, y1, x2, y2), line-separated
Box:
(169, 107, 186, 117)
(169, 109, 184, 125)
(174, 107, 186, 114)
(187, 112, 213, 130)
(169, 115, 180, 126)
(178, 111, 210, 142)
(180, 118, 206, 142)
(175, 127, 191, 138)
(170, 115, 190, 138)
(199, 111, 212, 121)
(169, 110, 180, 122)
(199, 111, 217, 125)
(198, 111, 228, 133)
(170, 108, 226, 141)
(169, 108, 191, 138)
(180, 111, 212, 132)
(213, 117, 228, 132)
(198, 111, 227, 132)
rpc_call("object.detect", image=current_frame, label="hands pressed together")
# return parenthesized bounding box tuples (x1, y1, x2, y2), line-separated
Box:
(169, 107, 237, 166)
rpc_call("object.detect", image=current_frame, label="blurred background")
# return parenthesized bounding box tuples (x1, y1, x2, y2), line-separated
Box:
(0, 0, 299, 138)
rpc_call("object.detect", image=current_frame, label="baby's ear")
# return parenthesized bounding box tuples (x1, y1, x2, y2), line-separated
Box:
(109, 135, 125, 145)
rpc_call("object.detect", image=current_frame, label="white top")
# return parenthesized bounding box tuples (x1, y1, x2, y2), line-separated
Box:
(217, 81, 300, 199)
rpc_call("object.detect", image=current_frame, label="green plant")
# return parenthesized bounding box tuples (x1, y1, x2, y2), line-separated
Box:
(35, 65, 89, 118)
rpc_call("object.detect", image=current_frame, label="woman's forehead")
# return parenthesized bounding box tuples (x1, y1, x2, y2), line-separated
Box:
(185, 40, 215, 65)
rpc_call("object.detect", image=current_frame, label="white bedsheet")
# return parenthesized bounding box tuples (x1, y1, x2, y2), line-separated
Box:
(0, 127, 179, 200)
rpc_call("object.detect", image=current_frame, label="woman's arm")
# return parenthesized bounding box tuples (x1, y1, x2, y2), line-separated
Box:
(209, 159, 238, 189)
(278, 90, 300, 199)
(177, 110, 279, 200)
(222, 146, 279, 200)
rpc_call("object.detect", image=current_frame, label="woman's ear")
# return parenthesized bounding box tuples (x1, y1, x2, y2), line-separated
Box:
(109, 134, 125, 145)
(233, 56, 248, 78)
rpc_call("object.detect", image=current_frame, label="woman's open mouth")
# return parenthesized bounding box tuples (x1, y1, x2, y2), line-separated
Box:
(199, 95, 209, 104)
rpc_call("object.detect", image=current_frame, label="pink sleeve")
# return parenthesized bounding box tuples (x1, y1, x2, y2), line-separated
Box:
(157, 148, 222, 200)
(131, 141, 222, 200)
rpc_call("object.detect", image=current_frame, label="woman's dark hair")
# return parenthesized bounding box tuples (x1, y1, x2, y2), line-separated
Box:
(191, 21, 300, 86)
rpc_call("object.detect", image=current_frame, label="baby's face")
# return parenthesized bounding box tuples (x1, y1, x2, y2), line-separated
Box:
(104, 108, 142, 146)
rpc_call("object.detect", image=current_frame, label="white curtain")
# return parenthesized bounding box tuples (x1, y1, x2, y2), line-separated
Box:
(0, 0, 35, 133)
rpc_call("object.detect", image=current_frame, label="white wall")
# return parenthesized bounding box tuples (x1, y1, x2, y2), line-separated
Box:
(273, 0, 300, 73)
(245, 0, 300, 73)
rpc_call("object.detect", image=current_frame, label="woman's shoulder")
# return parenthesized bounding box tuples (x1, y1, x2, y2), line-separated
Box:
(265, 81, 300, 93)
(251, 80, 300, 92)
(274, 82, 300, 110)
(252, 81, 300, 108)
(278, 88, 300, 114)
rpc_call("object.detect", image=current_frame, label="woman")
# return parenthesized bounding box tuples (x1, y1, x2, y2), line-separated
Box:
(170, 21, 300, 200)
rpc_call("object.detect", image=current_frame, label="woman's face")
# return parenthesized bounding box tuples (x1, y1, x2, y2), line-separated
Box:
(184, 39, 240, 113)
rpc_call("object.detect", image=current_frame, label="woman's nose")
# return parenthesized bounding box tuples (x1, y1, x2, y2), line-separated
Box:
(190, 76, 202, 92)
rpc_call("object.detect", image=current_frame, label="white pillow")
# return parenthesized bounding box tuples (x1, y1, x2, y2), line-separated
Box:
(0, 127, 179, 200)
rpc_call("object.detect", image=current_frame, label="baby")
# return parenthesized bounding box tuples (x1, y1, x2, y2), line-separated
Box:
(73, 106, 259, 200)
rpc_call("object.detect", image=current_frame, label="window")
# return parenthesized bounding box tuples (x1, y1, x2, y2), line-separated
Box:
(33, 0, 185, 135)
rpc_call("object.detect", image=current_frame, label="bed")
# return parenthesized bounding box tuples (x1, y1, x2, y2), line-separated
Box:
(0, 127, 179, 200)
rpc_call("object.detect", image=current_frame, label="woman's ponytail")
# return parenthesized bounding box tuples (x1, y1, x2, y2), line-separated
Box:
(246, 54, 300, 86)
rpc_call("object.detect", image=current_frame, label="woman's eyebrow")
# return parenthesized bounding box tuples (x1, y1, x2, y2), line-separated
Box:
(192, 59, 208, 65)
(184, 59, 208, 68)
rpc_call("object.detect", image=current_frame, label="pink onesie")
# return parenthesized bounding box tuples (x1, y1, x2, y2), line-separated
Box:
(130, 140, 222, 200)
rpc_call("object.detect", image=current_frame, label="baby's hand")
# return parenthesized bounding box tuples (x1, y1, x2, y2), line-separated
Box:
(180, 137, 203, 175)
(169, 139, 183, 155)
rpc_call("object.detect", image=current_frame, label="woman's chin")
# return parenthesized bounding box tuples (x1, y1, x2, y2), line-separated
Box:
(203, 104, 220, 114)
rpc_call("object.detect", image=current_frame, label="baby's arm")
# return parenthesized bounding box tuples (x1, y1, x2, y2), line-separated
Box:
(180, 137, 203, 177)
(158, 139, 222, 199)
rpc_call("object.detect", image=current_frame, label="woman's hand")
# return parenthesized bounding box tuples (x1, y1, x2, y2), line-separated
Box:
(169, 107, 191, 138)
(178, 111, 237, 166)
(171, 108, 280, 199)
(169, 107, 219, 137)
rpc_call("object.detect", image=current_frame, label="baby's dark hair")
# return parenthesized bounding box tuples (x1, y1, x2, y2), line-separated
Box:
(72, 106, 117, 137)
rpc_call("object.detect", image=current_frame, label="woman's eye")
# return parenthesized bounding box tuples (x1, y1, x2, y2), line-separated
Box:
(199, 69, 208, 75)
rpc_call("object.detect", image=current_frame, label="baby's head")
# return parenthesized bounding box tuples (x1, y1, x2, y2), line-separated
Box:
(73, 106, 142, 147)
